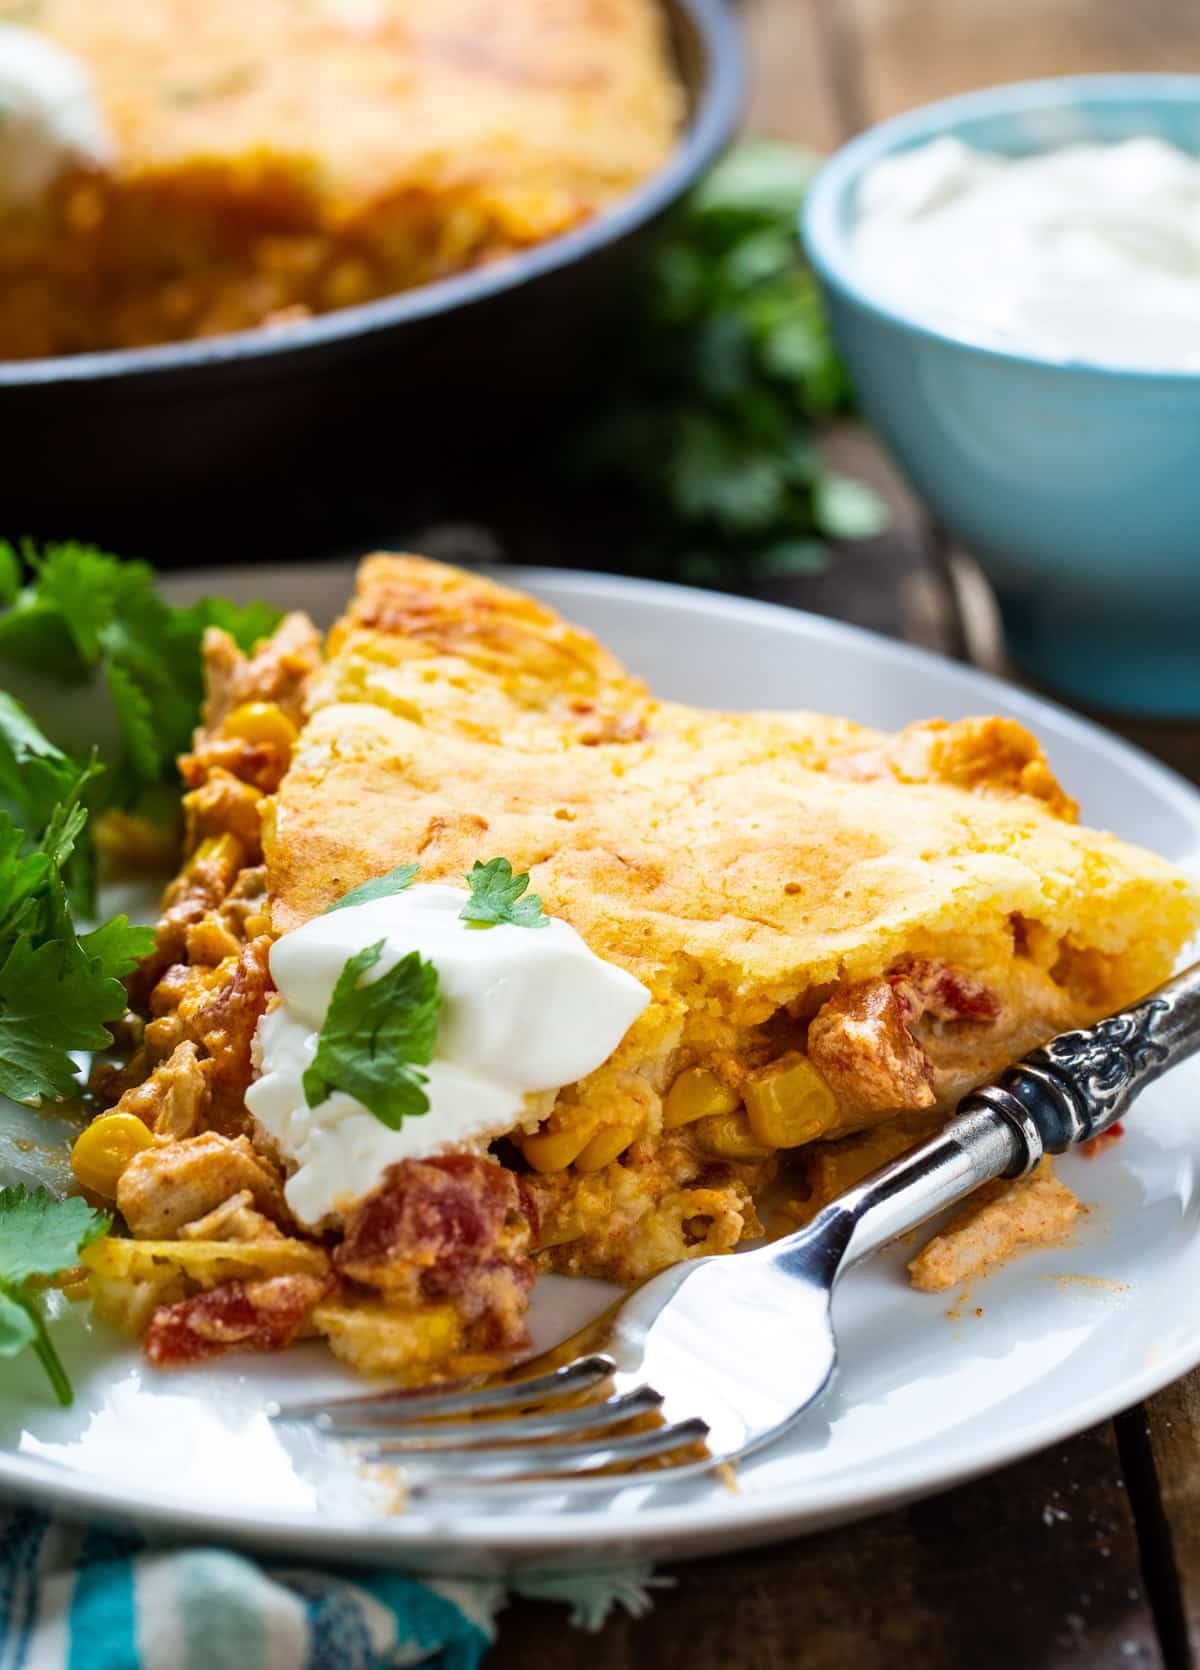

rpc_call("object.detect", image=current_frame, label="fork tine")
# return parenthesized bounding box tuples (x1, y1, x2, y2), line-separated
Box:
(355, 1387, 662, 1449)
(268, 1353, 617, 1426)
(364, 1416, 710, 1477)
(410, 1451, 720, 1497)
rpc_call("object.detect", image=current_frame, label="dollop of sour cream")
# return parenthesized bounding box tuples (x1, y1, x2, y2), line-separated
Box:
(0, 25, 113, 212)
(245, 884, 650, 1226)
(853, 135, 1200, 368)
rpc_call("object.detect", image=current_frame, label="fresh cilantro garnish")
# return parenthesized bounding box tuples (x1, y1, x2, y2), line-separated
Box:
(459, 857, 549, 929)
(569, 139, 887, 585)
(0, 700, 154, 1105)
(0, 1185, 110, 1406)
(326, 863, 420, 913)
(0, 691, 96, 914)
(0, 541, 282, 809)
(302, 942, 440, 1129)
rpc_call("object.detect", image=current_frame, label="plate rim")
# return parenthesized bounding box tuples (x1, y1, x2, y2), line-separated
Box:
(5, 562, 1200, 1560)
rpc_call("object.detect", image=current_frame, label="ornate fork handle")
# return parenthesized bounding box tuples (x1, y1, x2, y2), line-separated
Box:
(968, 959, 1200, 1173)
(796, 959, 1200, 1276)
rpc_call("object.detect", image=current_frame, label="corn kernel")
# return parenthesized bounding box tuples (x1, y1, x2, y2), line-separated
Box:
(663, 1066, 740, 1130)
(573, 1121, 640, 1173)
(188, 830, 246, 885)
(743, 1052, 837, 1148)
(520, 1114, 598, 1174)
(71, 1113, 154, 1198)
(691, 1112, 772, 1162)
(222, 701, 298, 752)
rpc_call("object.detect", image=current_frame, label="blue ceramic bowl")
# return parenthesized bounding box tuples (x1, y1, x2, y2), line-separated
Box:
(803, 76, 1200, 718)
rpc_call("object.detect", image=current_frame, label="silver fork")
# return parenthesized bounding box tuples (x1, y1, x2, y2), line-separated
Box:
(272, 960, 1200, 1495)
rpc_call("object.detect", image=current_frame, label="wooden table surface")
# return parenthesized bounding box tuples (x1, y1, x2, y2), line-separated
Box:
(491, 3, 1200, 1665)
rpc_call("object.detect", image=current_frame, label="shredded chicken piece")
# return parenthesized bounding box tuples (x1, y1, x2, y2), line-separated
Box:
(174, 936, 274, 1131)
(178, 1189, 286, 1243)
(110, 1040, 212, 1140)
(908, 1159, 1079, 1291)
(200, 613, 321, 733)
(117, 1131, 286, 1240)
(807, 979, 936, 1121)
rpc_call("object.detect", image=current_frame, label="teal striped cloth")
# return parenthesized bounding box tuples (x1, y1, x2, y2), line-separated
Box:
(0, 1506, 660, 1669)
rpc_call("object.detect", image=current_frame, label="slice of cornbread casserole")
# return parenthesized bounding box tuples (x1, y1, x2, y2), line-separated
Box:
(79, 555, 1200, 1380)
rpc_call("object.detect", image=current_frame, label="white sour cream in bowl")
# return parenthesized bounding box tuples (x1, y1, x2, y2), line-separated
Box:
(852, 134, 1200, 368)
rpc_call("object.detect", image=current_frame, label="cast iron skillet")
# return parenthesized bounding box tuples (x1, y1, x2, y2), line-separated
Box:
(0, 0, 743, 559)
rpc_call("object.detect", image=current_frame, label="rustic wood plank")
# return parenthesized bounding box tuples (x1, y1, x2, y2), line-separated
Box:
(740, 0, 848, 152)
(843, 0, 1200, 127)
(1140, 1375, 1200, 1660)
(491, 1423, 1159, 1669)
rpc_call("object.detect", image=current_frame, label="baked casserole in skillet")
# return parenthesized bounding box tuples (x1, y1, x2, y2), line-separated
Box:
(0, 0, 682, 357)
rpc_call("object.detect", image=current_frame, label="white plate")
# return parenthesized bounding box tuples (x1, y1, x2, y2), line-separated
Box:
(3, 563, 1200, 1574)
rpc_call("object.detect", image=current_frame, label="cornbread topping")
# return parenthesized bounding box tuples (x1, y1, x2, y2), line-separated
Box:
(0, 24, 111, 211)
(854, 135, 1200, 367)
(245, 884, 650, 1225)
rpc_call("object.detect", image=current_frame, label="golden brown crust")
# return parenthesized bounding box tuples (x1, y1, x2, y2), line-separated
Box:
(270, 556, 1198, 1033)
(826, 716, 1080, 821)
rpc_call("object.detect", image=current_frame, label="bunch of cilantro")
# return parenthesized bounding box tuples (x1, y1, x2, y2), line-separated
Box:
(0, 543, 282, 1402)
(573, 139, 887, 585)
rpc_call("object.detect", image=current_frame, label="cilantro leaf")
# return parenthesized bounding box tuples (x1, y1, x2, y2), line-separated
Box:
(105, 659, 165, 783)
(78, 915, 156, 981)
(0, 1184, 109, 1286)
(459, 857, 549, 929)
(170, 597, 282, 654)
(0, 1185, 111, 1405)
(813, 474, 890, 541)
(326, 864, 420, 913)
(303, 942, 440, 1129)
(0, 543, 283, 809)
(0, 691, 78, 826)
(0, 936, 122, 1103)
(0, 818, 50, 938)
(0, 707, 147, 1106)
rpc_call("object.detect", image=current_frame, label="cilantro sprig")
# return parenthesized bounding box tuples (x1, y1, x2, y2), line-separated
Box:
(303, 943, 440, 1130)
(0, 541, 282, 810)
(459, 858, 548, 930)
(0, 697, 154, 1105)
(326, 863, 420, 913)
(0, 1186, 110, 1405)
(570, 139, 887, 585)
